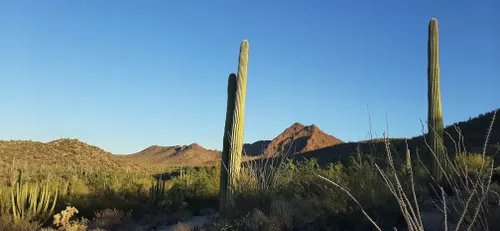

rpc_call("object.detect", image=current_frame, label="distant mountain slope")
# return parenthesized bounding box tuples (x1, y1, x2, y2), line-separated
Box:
(3, 109, 495, 170)
(126, 123, 344, 165)
(243, 140, 271, 156)
(293, 109, 500, 165)
(128, 143, 222, 165)
(258, 122, 344, 157)
(0, 138, 141, 173)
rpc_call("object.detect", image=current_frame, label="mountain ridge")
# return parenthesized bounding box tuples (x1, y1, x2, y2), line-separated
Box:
(122, 122, 344, 165)
(259, 122, 343, 157)
(0, 109, 497, 168)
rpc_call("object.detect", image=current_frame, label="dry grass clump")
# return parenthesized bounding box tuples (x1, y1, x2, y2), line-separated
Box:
(90, 208, 132, 230)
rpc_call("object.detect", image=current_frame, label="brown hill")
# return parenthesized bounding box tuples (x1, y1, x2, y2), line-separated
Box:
(0, 138, 141, 174)
(259, 122, 344, 157)
(128, 122, 344, 165)
(129, 143, 222, 166)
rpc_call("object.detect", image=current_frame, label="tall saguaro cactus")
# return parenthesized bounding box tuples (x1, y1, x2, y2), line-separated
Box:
(427, 18, 445, 183)
(220, 40, 249, 215)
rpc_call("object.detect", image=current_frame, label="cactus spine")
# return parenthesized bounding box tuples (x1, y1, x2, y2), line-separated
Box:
(427, 18, 445, 183)
(220, 40, 249, 215)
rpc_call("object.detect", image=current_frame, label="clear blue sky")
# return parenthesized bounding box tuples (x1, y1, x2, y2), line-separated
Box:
(1, 1, 498, 154)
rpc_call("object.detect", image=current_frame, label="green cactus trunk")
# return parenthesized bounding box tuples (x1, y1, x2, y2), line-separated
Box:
(220, 40, 249, 216)
(406, 148, 412, 170)
(427, 18, 445, 183)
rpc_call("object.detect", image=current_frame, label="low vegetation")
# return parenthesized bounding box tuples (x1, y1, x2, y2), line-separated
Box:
(0, 110, 498, 231)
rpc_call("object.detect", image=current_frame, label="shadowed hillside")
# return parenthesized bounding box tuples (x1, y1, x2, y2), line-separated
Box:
(292, 109, 500, 166)
(443, 109, 500, 152)
(243, 140, 271, 156)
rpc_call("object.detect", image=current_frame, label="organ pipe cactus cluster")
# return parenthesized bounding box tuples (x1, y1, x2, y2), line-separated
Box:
(427, 18, 445, 183)
(220, 40, 249, 216)
(149, 178, 166, 208)
(11, 170, 58, 225)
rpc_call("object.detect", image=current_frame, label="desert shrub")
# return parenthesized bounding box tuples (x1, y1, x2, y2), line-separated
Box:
(203, 209, 284, 231)
(211, 153, 410, 230)
(52, 206, 90, 231)
(164, 166, 220, 214)
(89, 208, 132, 230)
(456, 152, 493, 172)
(54, 170, 155, 220)
(0, 215, 41, 231)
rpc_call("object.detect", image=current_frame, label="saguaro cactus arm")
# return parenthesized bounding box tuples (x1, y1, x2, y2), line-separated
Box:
(220, 73, 237, 211)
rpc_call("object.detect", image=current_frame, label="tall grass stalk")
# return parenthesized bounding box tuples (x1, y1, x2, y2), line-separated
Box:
(225, 137, 295, 215)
